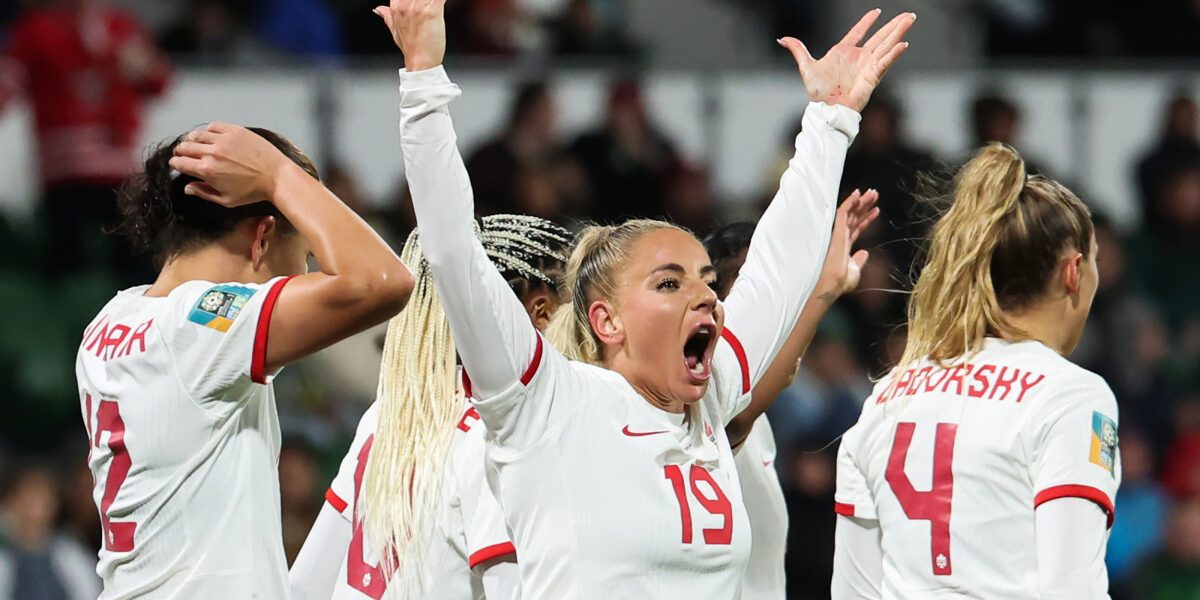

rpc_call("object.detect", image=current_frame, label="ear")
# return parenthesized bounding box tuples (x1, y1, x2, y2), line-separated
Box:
(1061, 252, 1083, 296)
(523, 290, 555, 332)
(587, 299, 624, 348)
(250, 216, 277, 270)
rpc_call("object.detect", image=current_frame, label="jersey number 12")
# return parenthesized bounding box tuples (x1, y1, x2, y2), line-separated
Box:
(886, 421, 958, 576)
(84, 393, 137, 552)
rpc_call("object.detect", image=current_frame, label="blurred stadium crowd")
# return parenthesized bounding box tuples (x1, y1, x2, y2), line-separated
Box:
(0, 1, 1199, 598)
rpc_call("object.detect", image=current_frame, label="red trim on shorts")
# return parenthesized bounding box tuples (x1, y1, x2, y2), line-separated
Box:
(325, 488, 348, 513)
(469, 542, 516, 569)
(834, 502, 856, 517)
(251, 276, 294, 384)
(719, 327, 750, 394)
(1034, 484, 1115, 528)
(519, 335, 544, 386)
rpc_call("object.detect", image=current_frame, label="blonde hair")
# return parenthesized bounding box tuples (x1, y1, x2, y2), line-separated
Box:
(361, 216, 569, 599)
(899, 143, 1093, 370)
(545, 219, 687, 363)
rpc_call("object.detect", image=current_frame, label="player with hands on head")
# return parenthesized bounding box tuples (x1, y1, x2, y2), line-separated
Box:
(706, 190, 878, 599)
(380, 0, 912, 596)
(831, 144, 1119, 599)
(77, 124, 412, 599)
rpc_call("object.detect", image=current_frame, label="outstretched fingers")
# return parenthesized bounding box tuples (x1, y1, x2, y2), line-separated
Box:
(870, 13, 915, 60)
(874, 39, 911, 79)
(777, 37, 815, 76)
(839, 9, 882, 47)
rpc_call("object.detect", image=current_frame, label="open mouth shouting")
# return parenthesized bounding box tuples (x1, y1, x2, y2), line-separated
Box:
(682, 322, 718, 385)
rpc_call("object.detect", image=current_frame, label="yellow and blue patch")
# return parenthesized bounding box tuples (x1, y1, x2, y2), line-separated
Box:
(188, 284, 254, 333)
(1089, 411, 1118, 476)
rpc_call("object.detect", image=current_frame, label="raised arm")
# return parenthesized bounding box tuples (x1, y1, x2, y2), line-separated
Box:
(722, 10, 913, 393)
(378, 0, 543, 399)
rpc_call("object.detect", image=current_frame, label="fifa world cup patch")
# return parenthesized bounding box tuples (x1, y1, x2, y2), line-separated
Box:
(188, 284, 255, 333)
(1089, 411, 1118, 476)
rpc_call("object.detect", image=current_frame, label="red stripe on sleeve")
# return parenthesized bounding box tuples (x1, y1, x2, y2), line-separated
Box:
(468, 542, 516, 569)
(519, 335, 544, 386)
(251, 276, 294, 385)
(325, 488, 349, 513)
(834, 502, 856, 517)
(1034, 484, 1115, 528)
(719, 327, 750, 394)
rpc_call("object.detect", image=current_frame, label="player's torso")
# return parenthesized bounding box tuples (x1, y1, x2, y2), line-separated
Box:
(76, 287, 285, 599)
(734, 415, 787, 600)
(490, 365, 751, 599)
(851, 345, 1058, 599)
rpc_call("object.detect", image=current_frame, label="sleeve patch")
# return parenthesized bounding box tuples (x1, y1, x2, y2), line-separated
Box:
(188, 284, 255, 332)
(1089, 411, 1118, 476)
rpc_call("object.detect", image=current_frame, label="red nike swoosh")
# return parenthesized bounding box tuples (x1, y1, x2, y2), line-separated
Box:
(622, 425, 669, 437)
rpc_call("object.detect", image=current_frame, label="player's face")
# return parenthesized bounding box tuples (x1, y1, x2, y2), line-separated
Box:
(1062, 235, 1100, 354)
(607, 228, 723, 406)
(263, 230, 312, 278)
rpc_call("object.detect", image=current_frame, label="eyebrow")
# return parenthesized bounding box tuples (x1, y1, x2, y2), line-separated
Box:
(651, 263, 717, 278)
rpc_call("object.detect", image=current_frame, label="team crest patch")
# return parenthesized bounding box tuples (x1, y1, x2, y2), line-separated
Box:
(1089, 411, 1118, 476)
(188, 284, 254, 332)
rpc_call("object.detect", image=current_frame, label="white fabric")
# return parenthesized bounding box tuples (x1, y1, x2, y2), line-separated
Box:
(833, 337, 1120, 599)
(479, 560, 521, 600)
(398, 65, 856, 599)
(831, 515, 883, 600)
(733, 415, 787, 599)
(289, 504, 351, 600)
(75, 277, 291, 599)
(314, 384, 517, 600)
(1035, 497, 1111, 599)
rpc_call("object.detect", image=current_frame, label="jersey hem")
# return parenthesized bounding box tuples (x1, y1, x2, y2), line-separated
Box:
(251, 276, 294, 384)
(1034, 484, 1114, 528)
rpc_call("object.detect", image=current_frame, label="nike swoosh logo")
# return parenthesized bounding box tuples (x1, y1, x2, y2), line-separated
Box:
(622, 425, 669, 437)
(762, 459, 774, 468)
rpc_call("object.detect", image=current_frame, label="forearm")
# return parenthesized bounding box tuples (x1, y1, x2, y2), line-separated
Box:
(1036, 498, 1111, 599)
(831, 515, 883, 600)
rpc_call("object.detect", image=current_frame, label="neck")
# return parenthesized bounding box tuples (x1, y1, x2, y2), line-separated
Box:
(999, 300, 1072, 356)
(604, 352, 688, 414)
(146, 243, 268, 297)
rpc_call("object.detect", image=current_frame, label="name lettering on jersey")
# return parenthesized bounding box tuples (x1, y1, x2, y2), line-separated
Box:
(84, 315, 154, 362)
(188, 284, 254, 333)
(1089, 411, 1118, 476)
(457, 406, 481, 432)
(876, 363, 1046, 404)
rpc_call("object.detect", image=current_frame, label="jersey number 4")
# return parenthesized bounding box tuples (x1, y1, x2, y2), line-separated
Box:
(84, 393, 137, 552)
(886, 422, 958, 576)
(664, 464, 732, 545)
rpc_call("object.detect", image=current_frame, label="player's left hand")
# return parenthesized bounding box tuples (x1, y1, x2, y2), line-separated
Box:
(779, 10, 914, 112)
(374, 0, 447, 72)
(816, 188, 879, 301)
(168, 122, 291, 207)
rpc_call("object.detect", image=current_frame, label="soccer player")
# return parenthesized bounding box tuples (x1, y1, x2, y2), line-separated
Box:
(704, 190, 876, 599)
(289, 215, 570, 600)
(378, 1, 911, 595)
(76, 125, 412, 598)
(831, 143, 1119, 599)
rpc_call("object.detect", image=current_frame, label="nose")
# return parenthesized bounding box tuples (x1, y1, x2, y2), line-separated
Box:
(691, 282, 717, 314)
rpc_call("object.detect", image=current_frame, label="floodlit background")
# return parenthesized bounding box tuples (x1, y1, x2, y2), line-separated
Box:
(0, 1, 1198, 597)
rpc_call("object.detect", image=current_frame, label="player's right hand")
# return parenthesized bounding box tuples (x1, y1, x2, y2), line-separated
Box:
(168, 122, 292, 208)
(374, 0, 447, 72)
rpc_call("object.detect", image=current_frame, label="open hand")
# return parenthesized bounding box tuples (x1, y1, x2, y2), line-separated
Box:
(779, 10, 915, 112)
(816, 189, 880, 300)
(168, 122, 290, 207)
(374, 0, 447, 72)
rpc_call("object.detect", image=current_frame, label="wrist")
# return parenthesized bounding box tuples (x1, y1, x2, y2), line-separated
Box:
(266, 160, 308, 206)
(405, 56, 443, 73)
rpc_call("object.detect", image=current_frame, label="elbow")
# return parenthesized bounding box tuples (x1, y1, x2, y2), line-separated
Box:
(343, 260, 414, 318)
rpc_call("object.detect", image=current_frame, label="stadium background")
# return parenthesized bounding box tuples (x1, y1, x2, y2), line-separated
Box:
(0, 0, 1198, 597)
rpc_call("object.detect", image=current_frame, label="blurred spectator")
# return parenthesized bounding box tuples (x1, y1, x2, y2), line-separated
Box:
(1134, 499, 1200, 598)
(0, 0, 170, 284)
(1160, 401, 1200, 500)
(159, 0, 270, 63)
(970, 91, 1047, 176)
(279, 439, 322, 566)
(1136, 93, 1200, 236)
(782, 445, 837, 599)
(550, 0, 638, 58)
(839, 246, 907, 373)
(253, 0, 344, 60)
(1106, 431, 1169, 594)
(0, 463, 100, 600)
(570, 78, 679, 223)
(661, 162, 717, 236)
(769, 328, 872, 443)
(1129, 165, 1200, 335)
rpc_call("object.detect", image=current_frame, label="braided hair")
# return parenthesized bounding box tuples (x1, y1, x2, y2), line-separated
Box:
(361, 214, 569, 599)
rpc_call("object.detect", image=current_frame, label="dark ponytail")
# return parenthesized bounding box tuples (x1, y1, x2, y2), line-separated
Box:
(112, 127, 319, 267)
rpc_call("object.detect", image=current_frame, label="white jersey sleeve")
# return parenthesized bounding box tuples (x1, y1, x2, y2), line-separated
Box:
(834, 394, 881, 521)
(453, 403, 517, 570)
(716, 102, 858, 420)
(156, 276, 293, 399)
(326, 403, 382, 522)
(1026, 373, 1121, 525)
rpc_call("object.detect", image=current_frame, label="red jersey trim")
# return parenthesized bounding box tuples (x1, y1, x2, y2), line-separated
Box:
(720, 327, 750, 394)
(462, 370, 474, 398)
(251, 276, 294, 385)
(834, 501, 855, 517)
(468, 542, 516, 569)
(519, 334, 544, 386)
(1034, 484, 1115, 528)
(325, 488, 349, 513)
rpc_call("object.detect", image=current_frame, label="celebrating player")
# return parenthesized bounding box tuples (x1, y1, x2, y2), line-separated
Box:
(289, 214, 570, 600)
(76, 125, 412, 598)
(831, 143, 1118, 599)
(378, 0, 911, 595)
(705, 190, 877, 599)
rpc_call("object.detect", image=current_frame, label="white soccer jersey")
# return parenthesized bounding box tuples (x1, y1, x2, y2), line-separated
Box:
(734, 415, 787, 599)
(323, 372, 515, 600)
(75, 277, 293, 599)
(834, 338, 1121, 599)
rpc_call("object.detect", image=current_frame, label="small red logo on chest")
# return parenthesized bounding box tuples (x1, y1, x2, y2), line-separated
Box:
(621, 425, 669, 437)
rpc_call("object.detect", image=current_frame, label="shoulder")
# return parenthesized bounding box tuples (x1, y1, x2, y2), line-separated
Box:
(1018, 346, 1115, 411)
